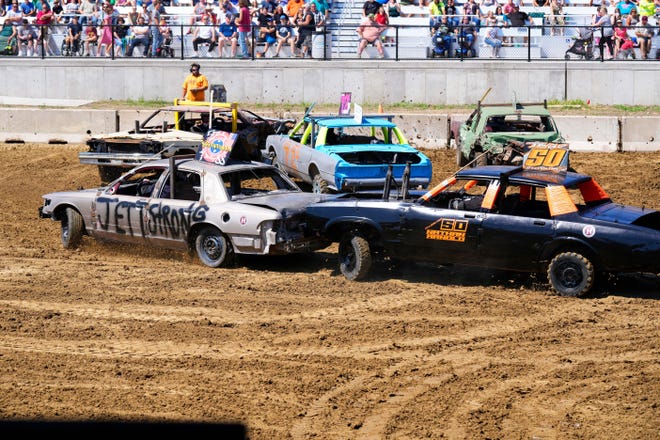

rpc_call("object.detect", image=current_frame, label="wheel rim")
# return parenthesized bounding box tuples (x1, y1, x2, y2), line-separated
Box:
(340, 244, 356, 273)
(555, 261, 582, 289)
(202, 235, 225, 261)
(62, 220, 70, 242)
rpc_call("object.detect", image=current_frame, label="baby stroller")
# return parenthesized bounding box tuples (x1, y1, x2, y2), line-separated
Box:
(430, 28, 452, 58)
(565, 27, 594, 60)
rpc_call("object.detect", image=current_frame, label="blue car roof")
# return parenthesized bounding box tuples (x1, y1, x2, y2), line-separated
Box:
(457, 166, 593, 188)
(315, 117, 397, 129)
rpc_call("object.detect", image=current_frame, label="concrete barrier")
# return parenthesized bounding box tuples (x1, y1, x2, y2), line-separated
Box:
(0, 108, 658, 152)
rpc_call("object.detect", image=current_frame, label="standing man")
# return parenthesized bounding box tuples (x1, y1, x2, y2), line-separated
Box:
(182, 63, 209, 102)
(147, 0, 164, 57)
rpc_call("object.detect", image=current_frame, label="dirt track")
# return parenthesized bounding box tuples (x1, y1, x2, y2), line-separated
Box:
(0, 143, 658, 439)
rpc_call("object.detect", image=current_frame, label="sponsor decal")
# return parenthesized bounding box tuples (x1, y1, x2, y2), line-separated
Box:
(240, 216, 247, 225)
(425, 218, 468, 242)
(197, 130, 238, 165)
(522, 143, 570, 175)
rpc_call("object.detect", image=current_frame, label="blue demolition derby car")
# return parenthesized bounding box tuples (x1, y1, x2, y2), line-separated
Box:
(304, 145, 660, 297)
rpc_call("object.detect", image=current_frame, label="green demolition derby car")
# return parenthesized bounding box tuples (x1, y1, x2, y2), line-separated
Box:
(450, 100, 564, 167)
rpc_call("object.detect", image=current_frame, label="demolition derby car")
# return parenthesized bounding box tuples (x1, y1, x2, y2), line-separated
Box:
(451, 99, 564, 167)
(42, 132, 329, 267)
(304, 145, 660, 297)
(80, 99, 294, 183)
(263, 106, 432, 194)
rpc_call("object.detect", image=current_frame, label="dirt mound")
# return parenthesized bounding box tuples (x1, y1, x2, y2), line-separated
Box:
(0, 143, 658, 439)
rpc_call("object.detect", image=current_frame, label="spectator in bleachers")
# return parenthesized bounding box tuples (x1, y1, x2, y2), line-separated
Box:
(98, 2, 118, 57)
(431, 13, 453, 54)
(484, 16, 504, 57)
(35, 1, 54, 54)
(356, 12, 385, 58)
(428, 0, 445, 29)
(220, 0, 238, 19)
(533, 0, 549, 7)
(592, 6, 615, 59)
(312, 0, 332, 26)
(590, 0, 611, 7)
(63, 0, 81, 24)
(52, 0, 64, 23)
(506, 4, 531, 26)
(5, 1, 23, 25)
(634, 14, 654, 58)
(64, 13, 82, 51)
(113, 15, 129, 56)
(235, 0, 252, 58)
(273, 13, 294, 56)
(636, 0, 655, 17)
(613, 18, 635, 57)
(548, 0, 565, 35)
(626, 7, 640, 25)
(445, 0, 460, 26)
(256, 14, 276, 55)
(495, 4, 509, 25)
(218, 12, 238, 56)
(19, 0, 35, 18)
(79, 0, 98, 26)
(386, 0, 403, 18)
(192, 11, 218, 56)
(310, 1, 326, 30)
(502, 0, 516, 15)
(463, 0, 483, 28)
(147, 0, 164, 57)
(455, 13, 477, 55)
(262, 0, 278, 14)
(375, 4, 388, 25)
(615, 0, 637, 18)
(16, 17, 37, 55)
(127, 15, 150, 56)
(189, 0, 208, 33)
(285, 0, 305, 20)
(294, 3, 314, 56)
(126, 4, 140, 24)
(363, 0, 381, 17)
(83, 22, 98, 55)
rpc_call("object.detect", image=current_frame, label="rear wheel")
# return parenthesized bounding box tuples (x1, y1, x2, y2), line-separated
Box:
(61, 208, 84, 249)
(195, 226, 234, 268)
(547, 252, 595, 297)
(338, 234, 372, 281)
(456, 140, 468, 167)
(312, 173, 330, 194)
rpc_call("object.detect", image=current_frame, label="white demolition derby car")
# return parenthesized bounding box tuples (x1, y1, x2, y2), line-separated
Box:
(40, 131, 330, 267)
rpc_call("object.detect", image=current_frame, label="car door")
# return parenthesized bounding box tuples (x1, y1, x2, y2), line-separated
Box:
(398, 204, 483, 266)
(93, 168, 164, 244)
(145, 170, 202, 251)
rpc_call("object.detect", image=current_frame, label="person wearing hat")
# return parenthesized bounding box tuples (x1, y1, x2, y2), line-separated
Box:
(356, 12, 385, 58)
(634, 15, 655, 59)
(218, 13, 238, 57)
(273, 14, 295, 57)
(257, 14, 277, 56)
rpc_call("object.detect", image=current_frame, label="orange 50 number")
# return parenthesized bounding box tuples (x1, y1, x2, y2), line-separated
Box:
(524, 148, 568, 168)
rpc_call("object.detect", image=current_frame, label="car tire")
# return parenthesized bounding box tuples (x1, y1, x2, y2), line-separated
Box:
(195, 226, 234, 268)
(338, 234, 372, 281)
(312, 174, 330, 194)
(456, 142, 468, 167)
(547, 251, 595, 297)
(61, 207, 84, 249)
(99, 166, 122, 183)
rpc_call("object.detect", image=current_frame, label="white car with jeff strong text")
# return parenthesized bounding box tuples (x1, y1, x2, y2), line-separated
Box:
(40, 141, 330, 267)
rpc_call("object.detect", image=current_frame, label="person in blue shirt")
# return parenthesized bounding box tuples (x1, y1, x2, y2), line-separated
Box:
(218, 13, 238, 57)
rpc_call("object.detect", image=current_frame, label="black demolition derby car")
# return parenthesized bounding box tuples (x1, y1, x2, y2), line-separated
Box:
(304, 145, 660, 297)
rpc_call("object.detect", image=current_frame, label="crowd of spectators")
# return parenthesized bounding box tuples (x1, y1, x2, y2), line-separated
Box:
(0, 0, 657, 58)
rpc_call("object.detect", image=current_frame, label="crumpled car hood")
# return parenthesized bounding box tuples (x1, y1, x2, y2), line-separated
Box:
(238, 192, 332, 214)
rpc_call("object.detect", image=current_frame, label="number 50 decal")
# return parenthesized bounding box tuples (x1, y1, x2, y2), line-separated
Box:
(523, 145, 569, 171)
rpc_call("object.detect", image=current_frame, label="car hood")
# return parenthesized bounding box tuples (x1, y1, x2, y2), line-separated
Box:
(580, 202, 659, 227)
(90, 130, 203, 142)
(238, 192, 333, 214)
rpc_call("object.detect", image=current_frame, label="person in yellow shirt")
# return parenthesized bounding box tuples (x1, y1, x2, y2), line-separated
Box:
(182, 63, 209, 101)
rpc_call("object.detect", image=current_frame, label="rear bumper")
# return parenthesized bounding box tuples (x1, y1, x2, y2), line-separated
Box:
(340, 177, 431, 191)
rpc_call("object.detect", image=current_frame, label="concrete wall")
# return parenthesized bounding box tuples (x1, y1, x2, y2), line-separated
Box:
(1, 108, 658, 152)
(0, 59, 659, 106)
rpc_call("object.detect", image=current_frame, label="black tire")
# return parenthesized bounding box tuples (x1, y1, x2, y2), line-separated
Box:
(338, 234, 372, 281)
(547, 251, 595, 297)
(61, 207, 84, 249)
(312, 173, 330, 194)
(194, 226, 234, 268)
(98, 166, 123, 183)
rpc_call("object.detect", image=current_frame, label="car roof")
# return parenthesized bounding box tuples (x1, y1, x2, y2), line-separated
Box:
(140, 157, 273, 174)
(457, 165, 593, 188)
(478, 105, 552, 117)
(314, 117, 398, 129)
(159, 105, 236, 114)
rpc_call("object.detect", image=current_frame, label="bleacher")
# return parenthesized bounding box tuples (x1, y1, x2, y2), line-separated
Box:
(8, 2, 659, 60)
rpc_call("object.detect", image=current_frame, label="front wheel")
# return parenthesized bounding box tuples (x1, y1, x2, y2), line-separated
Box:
(61, 207, 84, 249)
(547, 251, 595, 297)
(338, 234, 372, 281)
(312, 173, 330, 194)
(194, 226, 234, 268)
